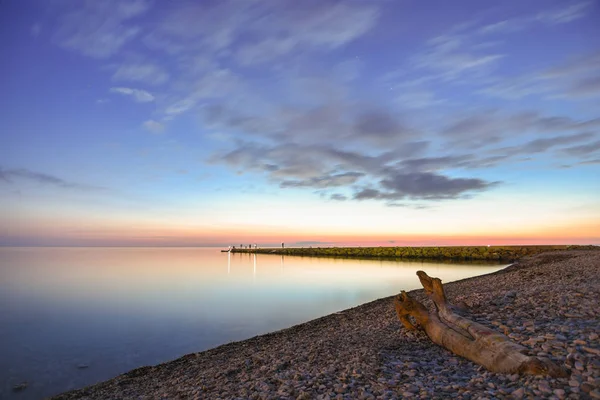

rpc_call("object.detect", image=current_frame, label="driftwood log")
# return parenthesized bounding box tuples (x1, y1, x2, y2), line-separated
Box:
(394, 271, 567, 377)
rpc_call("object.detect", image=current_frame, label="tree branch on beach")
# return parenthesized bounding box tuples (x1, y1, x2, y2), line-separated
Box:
(394, 271, 567, 377)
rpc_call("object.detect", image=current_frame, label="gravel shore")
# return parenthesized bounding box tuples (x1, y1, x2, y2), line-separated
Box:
(53, 250, 600, 400)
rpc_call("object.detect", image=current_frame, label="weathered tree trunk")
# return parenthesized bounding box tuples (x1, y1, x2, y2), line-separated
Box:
(394, 271, 567, 377)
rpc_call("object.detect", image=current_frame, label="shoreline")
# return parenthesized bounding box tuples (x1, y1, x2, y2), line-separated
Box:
(54, 250, 600, 399)
(228, 245, 598, 262)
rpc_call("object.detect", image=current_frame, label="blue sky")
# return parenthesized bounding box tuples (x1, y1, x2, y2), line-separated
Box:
(1, 0, 599, 246)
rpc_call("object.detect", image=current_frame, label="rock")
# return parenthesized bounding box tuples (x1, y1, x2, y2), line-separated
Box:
(538, 382, 552, 394)
(297, 392, 311, 400)
(512, 387, 525, 399)
(582, 346, 600, 356)
(404, 384, 419, 393)
(581, 383, 594, 393)
(590, 390, 600, 399)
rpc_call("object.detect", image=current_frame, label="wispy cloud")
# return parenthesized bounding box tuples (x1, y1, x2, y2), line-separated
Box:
(562, 139, 600, 156)
(0, 168, 103, 191)
(480, 51, 600, 100)
(54, 0, 151, 58)
(536, 1, 594, 24)
(280, 172, 364, 189)
(413, 34, 504, 81)
(235, 2, 379, 65)
(478, 19, 528, 35)
(330, 193, 347, 201)
(110, 87, 154, 102)
(143, 120, 165, 133)
(112, 62, 169, 85)
(566, 75, 600, 98)
(477, 1, 593, 36)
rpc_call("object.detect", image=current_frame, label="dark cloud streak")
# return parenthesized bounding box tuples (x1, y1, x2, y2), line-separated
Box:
(0, 168, 104, 191)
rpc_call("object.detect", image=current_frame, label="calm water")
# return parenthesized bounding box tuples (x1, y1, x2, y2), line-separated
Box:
(0, 247, 504, 399)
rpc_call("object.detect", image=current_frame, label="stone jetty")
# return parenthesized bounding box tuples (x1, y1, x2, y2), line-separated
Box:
(230, 244, 596, 262)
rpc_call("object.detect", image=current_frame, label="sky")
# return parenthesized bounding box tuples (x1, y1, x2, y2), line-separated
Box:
(0, 0, 599, 247)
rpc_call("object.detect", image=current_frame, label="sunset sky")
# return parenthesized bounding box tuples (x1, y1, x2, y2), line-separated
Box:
(1, 0, 599, 246)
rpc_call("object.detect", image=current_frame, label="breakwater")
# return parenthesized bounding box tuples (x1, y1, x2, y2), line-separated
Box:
(229, 245, 597, 261)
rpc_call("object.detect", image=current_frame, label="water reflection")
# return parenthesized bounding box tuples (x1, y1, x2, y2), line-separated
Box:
(0, 247, 504, 400)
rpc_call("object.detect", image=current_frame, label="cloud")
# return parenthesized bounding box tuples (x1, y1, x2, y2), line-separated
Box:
(442, 111, 600, 144)
(412, 34, 504, 81)
(0, 168, 103, 190)
(143, 120, 165, 133)
(536, 1, 593, 24)
(578, 158, 600, 165)
(330, 193, 347, 201)
(280, 172, 364, 189)
(379, 171, 497, 200)
(147, 0, 379, 66)
(214, 138, 499, 202)
(54, 0, 151, 58)
(478, 19, 528, 35)
(112, 63, 169, 85)
(478, 50, 600, 100)
(519, 132, 594, 153)
(566, 75, 600, 98)
(394, 90, 447, 109)
(562, 139, 600, 156)
(398, 155, 473, 172)
(542, 51, 600, 79)
(353, 111, 412, 144)
(109, 87, 154, 102)
(235, 2, 379, 65)
(477, 2, 593, 36)
(163, 69, 243, 118)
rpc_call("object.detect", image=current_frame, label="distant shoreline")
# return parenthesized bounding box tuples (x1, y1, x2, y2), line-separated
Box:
(228, 244, 598, 261)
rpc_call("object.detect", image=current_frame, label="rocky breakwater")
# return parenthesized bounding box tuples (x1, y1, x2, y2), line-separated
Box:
(234, 245, 597, 262)
(54, 250, 600, 399)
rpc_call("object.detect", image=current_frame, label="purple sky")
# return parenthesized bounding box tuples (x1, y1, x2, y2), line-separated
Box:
(1, 0, 599, 246)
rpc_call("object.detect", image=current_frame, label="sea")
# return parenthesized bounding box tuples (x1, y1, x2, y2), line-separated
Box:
(0, 247, 505, 399)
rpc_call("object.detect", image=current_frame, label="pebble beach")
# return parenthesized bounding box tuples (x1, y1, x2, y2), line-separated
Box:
(53, 250, 600, 400)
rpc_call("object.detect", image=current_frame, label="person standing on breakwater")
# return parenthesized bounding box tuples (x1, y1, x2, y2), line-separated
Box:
(281, 242, 284, 248)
